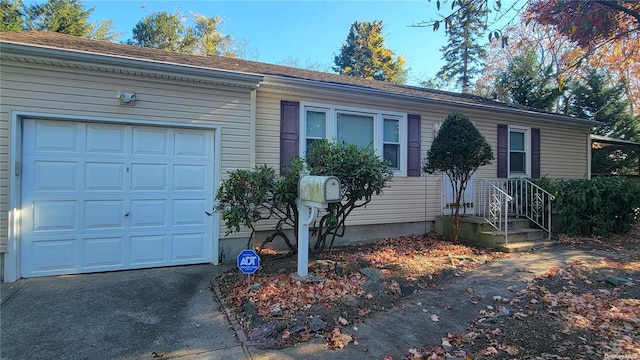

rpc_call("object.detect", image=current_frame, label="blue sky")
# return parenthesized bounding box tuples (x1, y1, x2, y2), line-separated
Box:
(77, 1, 519, 86)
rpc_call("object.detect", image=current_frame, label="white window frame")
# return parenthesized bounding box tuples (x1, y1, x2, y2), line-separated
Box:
(508, 125, 531, 178)
(300, 102, 408, 176)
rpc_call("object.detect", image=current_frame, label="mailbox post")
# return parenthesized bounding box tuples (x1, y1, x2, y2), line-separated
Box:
(297, 174, 341, 277)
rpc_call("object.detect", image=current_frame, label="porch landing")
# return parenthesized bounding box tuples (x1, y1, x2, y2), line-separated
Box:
(434, 215, 557, 253)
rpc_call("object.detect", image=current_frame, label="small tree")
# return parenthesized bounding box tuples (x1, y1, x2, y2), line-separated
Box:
(423, 112, 493, 242)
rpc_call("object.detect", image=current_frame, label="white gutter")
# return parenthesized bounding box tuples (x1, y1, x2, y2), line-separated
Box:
(0, 41, 264, 88)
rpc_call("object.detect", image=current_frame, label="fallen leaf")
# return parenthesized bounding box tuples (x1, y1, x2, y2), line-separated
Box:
(441, 338, 452, 347)
(337, 317, 349, 326)
(407, 348, 422, 357)
(504, 345, 519, 355)
(282, 329, 290, 339)
(467, 287, 474, 293)
(431, 314, 440, 322)
(479, 346, 499, 356)
(548, 266, 560, 277)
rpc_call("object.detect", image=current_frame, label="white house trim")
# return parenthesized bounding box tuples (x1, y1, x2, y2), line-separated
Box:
(298, 101, 408, 176)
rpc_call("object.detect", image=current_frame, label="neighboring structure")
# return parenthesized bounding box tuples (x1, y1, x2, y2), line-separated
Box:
(0, 31, 598, 281)
(591, 134, 640, 177)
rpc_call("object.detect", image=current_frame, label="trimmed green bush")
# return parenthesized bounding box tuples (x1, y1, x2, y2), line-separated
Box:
(534, 177, 640, 236)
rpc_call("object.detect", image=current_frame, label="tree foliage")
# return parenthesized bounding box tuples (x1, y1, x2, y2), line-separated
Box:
(2, 0, 118, 40)
(25, 0, 92, 36)
(1, 0, 23, 32)
(570, 69, 637, 140)
(216, 139, 393, 254)
(127, 10, 196, 53)
(495, 47, 560, 111)
(127, 10, 239, 57)
(527, 0, 640, 48)
(333, 20, 408, 84)
(423, 112, 493, 242)
(435, 0, 489, 93)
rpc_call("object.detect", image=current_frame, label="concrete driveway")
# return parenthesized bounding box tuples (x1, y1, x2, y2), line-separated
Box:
(1, 264, 247, 360)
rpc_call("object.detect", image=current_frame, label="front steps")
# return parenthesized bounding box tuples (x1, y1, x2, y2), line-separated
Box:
(434, 215, 556, 253)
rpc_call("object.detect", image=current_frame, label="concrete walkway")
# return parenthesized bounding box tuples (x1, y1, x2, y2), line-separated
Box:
(1, 245, 614, 360)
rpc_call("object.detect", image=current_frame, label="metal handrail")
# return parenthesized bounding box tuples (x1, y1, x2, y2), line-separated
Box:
(475, 179, 512, 243)
(490, 179, 556, 240)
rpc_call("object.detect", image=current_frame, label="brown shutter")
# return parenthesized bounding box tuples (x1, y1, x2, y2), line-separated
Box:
(407, 114, 421, 176)
(280, 101, 299, 173)
(497, 124, 508, 178)
(531, 128, 541, 178)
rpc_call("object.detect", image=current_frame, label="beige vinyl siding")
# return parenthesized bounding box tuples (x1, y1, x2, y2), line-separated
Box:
(0, 60, 254, 249)
(468, 111, 590, 180)
(255, 87, 591, 231)
(255, 89, 434, 230)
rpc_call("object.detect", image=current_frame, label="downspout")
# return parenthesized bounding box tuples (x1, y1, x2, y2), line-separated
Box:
(250, 88, 257, 168)
(587, 133, 592, 179)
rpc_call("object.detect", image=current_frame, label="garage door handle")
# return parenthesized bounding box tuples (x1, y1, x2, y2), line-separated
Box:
(205, 211, 213, 216)
(124, 212, 130, 217)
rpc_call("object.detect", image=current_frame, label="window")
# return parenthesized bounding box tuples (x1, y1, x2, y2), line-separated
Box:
(383, 118, 400, 169)
(301, 103, 407, 175)
(508, 126, 530, 177)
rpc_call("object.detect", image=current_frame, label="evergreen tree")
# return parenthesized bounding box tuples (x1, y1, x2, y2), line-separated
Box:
(127, 11, 197, 53)
(333, 20, 407, 84)
(496, 48, 560, 111)
(25, 0, 93, 37)
(436, 0, 488, 93)
(570, 69, 637, 140)
(1, 0, 23, 32)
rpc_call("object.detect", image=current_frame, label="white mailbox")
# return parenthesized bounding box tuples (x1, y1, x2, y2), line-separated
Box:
(299, 175, 341, 204)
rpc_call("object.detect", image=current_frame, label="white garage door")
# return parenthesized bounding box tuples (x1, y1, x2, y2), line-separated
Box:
(21, 119, 215, 277)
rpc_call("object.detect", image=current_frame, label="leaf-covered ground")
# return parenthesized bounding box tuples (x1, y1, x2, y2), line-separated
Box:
(215, 229, 640, 358)
(216, 233, 506, 349)
(416, 231, 640, 360)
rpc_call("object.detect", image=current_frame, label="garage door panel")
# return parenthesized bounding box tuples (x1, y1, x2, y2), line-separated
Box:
(84, 200, 125, 229)
(131, 163, 167, 190)
(130, 200, 167, 228)
(85, 162, 125, 191)
(172, 233, 206, 262)
(86, 124, 126, 154)
(174, 165, 206, 190)
(21, 119, 215, 278)
(132, 127, 169, 155)
(173, 199, 206, 225)
(174, 130, 209, 157)
(33, 200, 78, 231)
(130, 235, 167, 265)
(32, 160, 79, 191)
(82, 237, 125, 269)
(27, 238, 77, 273)
(30, 120, 80, 153)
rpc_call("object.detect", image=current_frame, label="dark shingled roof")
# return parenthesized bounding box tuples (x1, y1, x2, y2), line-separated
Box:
(0, 31, 590, 123)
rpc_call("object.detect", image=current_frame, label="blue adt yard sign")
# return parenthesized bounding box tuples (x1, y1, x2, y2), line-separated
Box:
(237, 249, 260, 274)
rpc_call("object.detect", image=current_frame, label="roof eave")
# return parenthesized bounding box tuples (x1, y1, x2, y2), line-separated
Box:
(261, 75, 601, 128)
(0, 41, 264, 88)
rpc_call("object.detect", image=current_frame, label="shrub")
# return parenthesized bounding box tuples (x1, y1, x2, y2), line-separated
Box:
(215, 139, 393, 253)
(535, 177, 640, 236)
